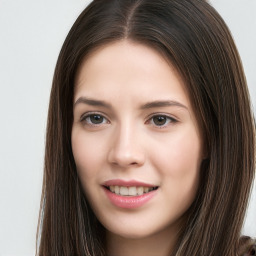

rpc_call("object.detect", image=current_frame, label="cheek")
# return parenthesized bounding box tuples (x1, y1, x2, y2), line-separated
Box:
(152, 126, 202, 176)
(151, 127, 202, 206)
(71, 128, 105, 180)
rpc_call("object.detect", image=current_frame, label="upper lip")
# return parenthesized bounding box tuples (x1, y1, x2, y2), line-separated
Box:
(102, 179, 157, 187)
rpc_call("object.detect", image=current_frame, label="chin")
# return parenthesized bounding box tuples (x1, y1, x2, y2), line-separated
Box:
(103, 215, 178, 241)
(106, 226, 156, 240)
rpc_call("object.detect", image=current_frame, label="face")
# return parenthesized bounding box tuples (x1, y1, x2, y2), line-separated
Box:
(72, 41, 204, 239)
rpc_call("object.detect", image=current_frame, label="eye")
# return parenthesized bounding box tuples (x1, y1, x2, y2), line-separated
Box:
(81, 113, 109, 126)
(148, 114, 177, 127)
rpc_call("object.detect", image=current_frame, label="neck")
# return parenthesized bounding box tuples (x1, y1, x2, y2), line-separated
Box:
(105, 223, 181, 256)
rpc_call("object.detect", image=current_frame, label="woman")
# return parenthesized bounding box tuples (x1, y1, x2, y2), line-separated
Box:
(37, 0, 256, 255)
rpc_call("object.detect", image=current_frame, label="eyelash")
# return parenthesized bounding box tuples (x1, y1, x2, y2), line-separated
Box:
(80, 112, 109, 127)
(146, 114, 178, 128)
(80, 112, 178, 128)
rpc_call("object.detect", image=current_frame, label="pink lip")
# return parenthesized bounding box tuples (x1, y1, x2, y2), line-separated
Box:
(103, 179, 156, 187)
(102, 179, 158, 209)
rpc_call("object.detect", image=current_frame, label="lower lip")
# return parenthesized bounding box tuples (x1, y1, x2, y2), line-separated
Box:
(103, 187, 158, 209)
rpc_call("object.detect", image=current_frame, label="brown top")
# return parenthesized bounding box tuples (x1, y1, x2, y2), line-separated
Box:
(238, 236, 256, 256)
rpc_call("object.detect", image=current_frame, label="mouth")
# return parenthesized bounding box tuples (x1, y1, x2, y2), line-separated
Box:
(104, 185, 159, 196)
(102, 180, 159, 208)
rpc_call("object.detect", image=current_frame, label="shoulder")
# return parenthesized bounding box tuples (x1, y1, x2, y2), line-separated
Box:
(238, 236, 256, 256)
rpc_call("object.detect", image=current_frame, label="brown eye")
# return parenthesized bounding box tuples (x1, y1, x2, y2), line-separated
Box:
(89, 114, 104, 124)
(150, 115, 177, 127)
(81, 113, 108, 125)
(153, 116, 167, 126)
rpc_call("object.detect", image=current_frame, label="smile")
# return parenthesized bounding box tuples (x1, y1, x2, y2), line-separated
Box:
(102, 180, 159, 209)
(105, 185, 158, 196)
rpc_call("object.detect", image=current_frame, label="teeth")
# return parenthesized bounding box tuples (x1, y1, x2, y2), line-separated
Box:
(107, 185, 157, 196)
(120, 186, 128, 195)
(114, 186, 119, 194)
(128, 186, 137, 196)
(144, 187, 149, 193)
(137, 187, 143, 195)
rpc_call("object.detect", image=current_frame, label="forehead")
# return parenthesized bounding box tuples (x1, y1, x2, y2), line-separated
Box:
(74, 40, 189, 104)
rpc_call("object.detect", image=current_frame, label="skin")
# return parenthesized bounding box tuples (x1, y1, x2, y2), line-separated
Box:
(72, 40, 204, 256)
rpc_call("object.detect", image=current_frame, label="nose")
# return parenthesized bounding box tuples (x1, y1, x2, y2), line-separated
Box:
(107, 125, 145, 168)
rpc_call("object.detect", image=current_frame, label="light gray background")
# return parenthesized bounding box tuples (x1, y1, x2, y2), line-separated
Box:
(0, 0, 255, 255)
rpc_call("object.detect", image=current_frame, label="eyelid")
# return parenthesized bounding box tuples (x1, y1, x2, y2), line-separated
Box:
(147, 112, 179, 120)
(80, 111, 110, 125)
(146, 113, 178, 127)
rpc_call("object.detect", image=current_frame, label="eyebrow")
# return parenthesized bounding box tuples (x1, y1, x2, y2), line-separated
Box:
(74, 97, 112, 109)
(74, 97, 187, 110)
(140, 100, 188, 110)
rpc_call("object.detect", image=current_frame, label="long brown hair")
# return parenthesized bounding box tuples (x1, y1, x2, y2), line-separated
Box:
(37, 0, 255, 255)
